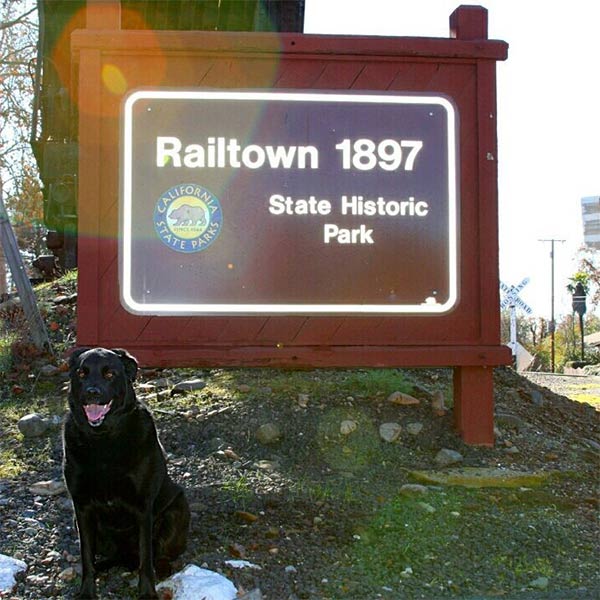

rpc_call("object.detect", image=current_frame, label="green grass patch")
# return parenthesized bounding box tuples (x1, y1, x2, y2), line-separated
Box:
(330, 487, 596, 598)
(0, 448, 27, 478)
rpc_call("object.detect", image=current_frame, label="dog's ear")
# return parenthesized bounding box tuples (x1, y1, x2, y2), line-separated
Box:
(68, 347, 90, 373)
(111, 348, 138, 382)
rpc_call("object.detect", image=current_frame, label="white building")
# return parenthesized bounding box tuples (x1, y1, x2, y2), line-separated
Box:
(581, 196, 600, 249)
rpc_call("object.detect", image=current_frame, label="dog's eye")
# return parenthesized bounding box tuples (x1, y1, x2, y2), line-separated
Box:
(77, 369, 86, 379)
(104, 370, 115, 380)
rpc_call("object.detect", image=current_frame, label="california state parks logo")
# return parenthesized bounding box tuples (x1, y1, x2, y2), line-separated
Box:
(153, 184, 223, 253)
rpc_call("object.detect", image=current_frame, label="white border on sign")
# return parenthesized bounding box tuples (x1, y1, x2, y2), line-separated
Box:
(120, 90, 458, 316)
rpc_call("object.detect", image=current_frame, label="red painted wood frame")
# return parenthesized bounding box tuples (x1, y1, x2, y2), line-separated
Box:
(72, 3, 510, 445)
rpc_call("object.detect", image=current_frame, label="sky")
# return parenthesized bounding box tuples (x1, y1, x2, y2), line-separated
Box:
(304, 0, 600, 320)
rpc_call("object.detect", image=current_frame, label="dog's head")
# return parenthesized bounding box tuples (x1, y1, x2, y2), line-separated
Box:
(68, 347, 138, 430)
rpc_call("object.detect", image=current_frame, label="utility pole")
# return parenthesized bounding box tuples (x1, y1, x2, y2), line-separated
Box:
(539, 239, 565, 372)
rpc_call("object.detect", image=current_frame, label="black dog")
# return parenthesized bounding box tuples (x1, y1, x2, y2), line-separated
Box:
(63, 347, 190, 599)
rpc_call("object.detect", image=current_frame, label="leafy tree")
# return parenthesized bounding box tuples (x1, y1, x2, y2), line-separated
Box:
(1, 0, 41, 290)
(574, 247, 600, 306)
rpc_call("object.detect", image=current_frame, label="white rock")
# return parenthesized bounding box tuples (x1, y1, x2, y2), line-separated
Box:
(379, 422, 402, 443)
(340, 420, 358, 435)
(28, 479, 66, 497)
(406, 422, 423, 436)
(0, 553, 27, 593)
(156, 565, 237, 600)
(434, 448, 464, 467)
(224, 559, 262, 570)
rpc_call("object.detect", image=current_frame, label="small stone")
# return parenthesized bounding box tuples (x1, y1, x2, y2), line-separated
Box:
(529, 576, 549, 590)
(379, 422, 402, 442)
(340, 420, 358, 435)
(238, 384, 251, 393)
(431, 390, 446, 414)
(417, 502, 436, 513)
(39, 364, 60, 377)
(17, 413, 49, 438)
(256, 423, 282, 445)
(529, 390, 544, 406)
(495, 413, 527, 432)
(400, 566, 413, 578)
(387, 391, 420, 406)
(505, 446, 520, 454)
(406, 422, 423, 436)
(297, 394, 309, 408)
(434, 448, 464, 467)
(238, 588, 264, 600)
(285, 565, 298, 574)
(28, 479, 66, 497)
(57, 567, 78, 582)
(224, 559, 262, 570)
(255, 460, 279, 472)
(399, 484, 429, 496)
(171, 378, 206, 395)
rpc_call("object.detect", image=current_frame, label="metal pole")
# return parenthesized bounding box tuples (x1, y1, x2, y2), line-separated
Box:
(550, 240, 555, 372)
(0, 178, 51, 352)
(539, 239, 565, 373)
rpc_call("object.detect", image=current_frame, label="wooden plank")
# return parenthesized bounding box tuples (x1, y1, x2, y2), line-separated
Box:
(453, 366, 495, 446)
(71, 30, 508, 61)
(476, 60, 502, 344)
(75, 48, 102, 346)
(116, 344, 512, 369)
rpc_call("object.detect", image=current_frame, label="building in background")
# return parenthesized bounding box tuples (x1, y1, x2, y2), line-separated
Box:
(581, 196, 600, 249)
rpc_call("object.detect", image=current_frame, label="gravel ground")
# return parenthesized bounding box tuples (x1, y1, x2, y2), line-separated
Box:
(0, 365, 598, 600)
(1, 279, 599, 599)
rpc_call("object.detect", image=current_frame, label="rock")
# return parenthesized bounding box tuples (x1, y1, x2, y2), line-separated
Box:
(387, 391, 420, 406)
(53, 293, 77, 305)
(495, 412, 527, 432)
(406, 422, 423, 436)
(39, 364, 60, 377)
(410, 467, 553, 488)
(17, 413, 50, 438)
(224, 559, 262, 570)
(297, 393, 309, 408)
(529, 389, 545, 406)
(237, 384, 251, 393)
(399, 483, 429, 496)
(156, 565, 237, 600)
(339, 420, 358, 435)
(431, 390, 446, 415)
(285, 565, 298, 574)
(238, 589, 264, 600)
(379, 422, 402, 442)
(256, 423, 282, 445)
(417, 501, 436, 513)
(29, 479, 66, 496)
(434, 448, 464, 467)
(171, 378, 206, 395)
(254, 460, 279, 472)
(0, 553, 27, 593)
(529, 576, 549, 590)
(57, 567, 78, 581)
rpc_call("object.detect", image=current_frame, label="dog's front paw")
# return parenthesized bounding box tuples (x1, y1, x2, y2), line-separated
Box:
(138, 580, 158, 599)
(76, 581, 96, 600)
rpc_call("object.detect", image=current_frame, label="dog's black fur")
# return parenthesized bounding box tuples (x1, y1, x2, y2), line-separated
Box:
(63, 347, 189, 599)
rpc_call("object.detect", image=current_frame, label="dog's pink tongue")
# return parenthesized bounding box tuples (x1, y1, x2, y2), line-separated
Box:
(84, 403, 111, 423)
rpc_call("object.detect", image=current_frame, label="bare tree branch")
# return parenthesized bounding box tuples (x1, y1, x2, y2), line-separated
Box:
(0, 6, 37, 31)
